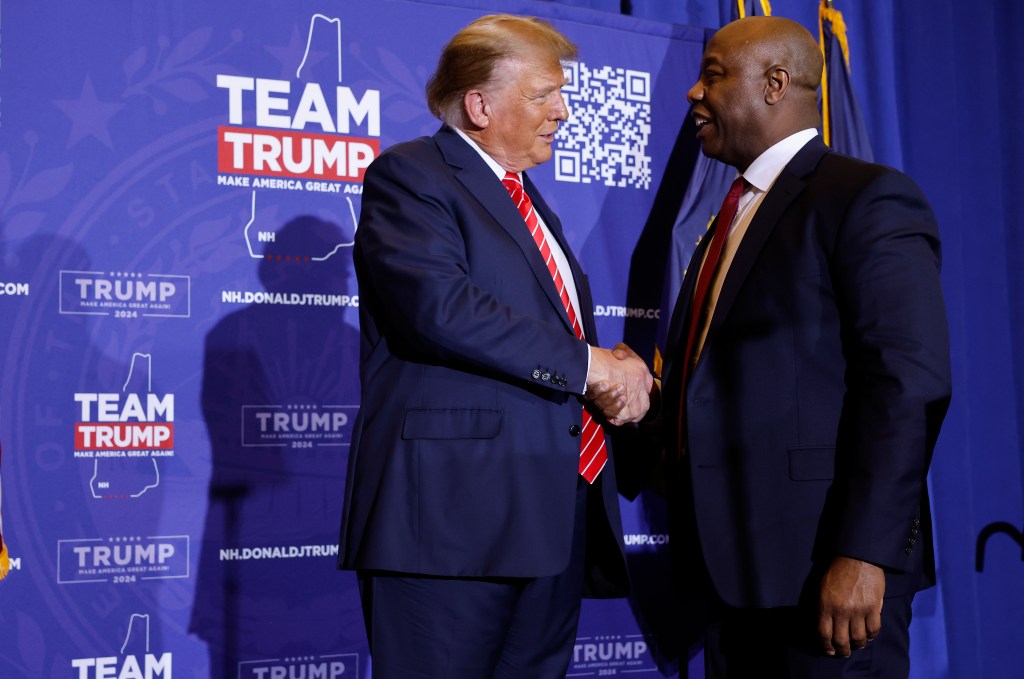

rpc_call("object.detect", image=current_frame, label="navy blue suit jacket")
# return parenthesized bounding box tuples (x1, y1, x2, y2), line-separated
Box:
(338, 126, 628, 598)
(659, 137, 951, 608)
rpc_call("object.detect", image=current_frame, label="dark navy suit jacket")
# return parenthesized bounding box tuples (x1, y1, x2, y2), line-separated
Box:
(338, 126, 628, 598)
(659, 137, 951, 608)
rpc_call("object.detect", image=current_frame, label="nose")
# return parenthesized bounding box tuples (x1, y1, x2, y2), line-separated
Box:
(687, 80, 703, 105)
(552, 91, 569, 121)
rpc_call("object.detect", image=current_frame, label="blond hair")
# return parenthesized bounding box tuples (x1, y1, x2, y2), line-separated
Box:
(425, 14, 577, 128)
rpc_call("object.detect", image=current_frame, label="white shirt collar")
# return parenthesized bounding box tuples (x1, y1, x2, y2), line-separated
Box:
(741, 128, 818, 193)
(453, 127, 512, 180)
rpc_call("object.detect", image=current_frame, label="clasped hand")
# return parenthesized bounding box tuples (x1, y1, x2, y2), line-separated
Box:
(586, 343, 653, 426)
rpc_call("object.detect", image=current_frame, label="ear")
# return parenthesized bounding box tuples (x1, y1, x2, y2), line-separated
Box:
(463, 89, 490, 129)
(764, 66, 791, 105)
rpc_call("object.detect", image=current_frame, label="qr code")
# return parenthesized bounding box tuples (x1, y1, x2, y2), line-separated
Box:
(555, 62, 652, 190)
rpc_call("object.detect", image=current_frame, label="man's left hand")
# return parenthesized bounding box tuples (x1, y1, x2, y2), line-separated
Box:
(817, 556, 885, 657)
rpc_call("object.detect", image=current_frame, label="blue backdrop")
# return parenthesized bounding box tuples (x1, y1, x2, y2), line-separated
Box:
(1, 1, 1020, 678)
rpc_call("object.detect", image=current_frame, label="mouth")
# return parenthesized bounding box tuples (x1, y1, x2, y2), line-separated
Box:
(693, 112, 712, 136)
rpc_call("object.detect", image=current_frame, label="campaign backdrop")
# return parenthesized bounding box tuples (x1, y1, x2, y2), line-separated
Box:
(0, 0, 706, 676)
(3, 1, 1022, 679)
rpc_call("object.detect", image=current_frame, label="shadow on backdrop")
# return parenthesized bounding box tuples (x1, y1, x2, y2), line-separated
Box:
(190, 215, 364, 676)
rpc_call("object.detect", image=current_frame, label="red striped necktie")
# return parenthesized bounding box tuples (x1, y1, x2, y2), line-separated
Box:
(502, 172, 606, 483)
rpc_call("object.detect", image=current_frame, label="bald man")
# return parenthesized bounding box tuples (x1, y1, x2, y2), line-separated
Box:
(597, 15, 950, 678)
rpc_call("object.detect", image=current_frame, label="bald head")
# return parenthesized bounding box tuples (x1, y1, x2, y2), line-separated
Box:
(688, 16, 823, 170)
(715, 16, 823, 94)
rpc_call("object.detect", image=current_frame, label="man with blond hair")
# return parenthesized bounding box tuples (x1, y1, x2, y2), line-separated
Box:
(337, 14, 651, 678)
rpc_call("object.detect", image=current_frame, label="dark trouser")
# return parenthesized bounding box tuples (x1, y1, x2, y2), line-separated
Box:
(704, 594, 913, 679)
(358, 480, 589, 679)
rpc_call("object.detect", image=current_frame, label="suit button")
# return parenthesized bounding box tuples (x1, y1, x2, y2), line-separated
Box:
(569, 424, 582, 436)
(541, 372, 551, 382)
(532, 369, 541, 379)
(912, 518, 921, 527)
(905, 547, 913, 555)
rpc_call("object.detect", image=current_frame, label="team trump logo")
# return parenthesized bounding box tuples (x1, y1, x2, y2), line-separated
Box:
(73, 353, 176, 500)
(74, 393, 175, 454)
(216, 75, 380, 182)
(215, 14, 381, 184)
(215, 14, 368, 264)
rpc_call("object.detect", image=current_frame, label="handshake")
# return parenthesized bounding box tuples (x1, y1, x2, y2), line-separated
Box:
(586, 343, 655, 426)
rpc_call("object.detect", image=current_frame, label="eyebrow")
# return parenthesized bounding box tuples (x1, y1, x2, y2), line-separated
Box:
(529, 77, 566, 97)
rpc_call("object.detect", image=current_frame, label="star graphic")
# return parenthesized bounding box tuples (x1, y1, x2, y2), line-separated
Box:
(53, 75, 125, 150)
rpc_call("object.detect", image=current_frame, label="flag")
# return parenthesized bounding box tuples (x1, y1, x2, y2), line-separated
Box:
(819, 0, 874, 160)
(0, 442, 8, 580)
(735, 0, 772, 20)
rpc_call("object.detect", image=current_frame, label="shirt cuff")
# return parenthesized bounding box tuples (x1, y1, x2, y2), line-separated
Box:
(583, 344, 592, 396)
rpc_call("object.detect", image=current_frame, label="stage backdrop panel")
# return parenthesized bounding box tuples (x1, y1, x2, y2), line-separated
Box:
(0, 1, 709, 676)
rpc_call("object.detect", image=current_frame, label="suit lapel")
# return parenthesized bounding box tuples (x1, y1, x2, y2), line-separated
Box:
(525, 173, 594, 336)
(702, 138, 831, 352)
(660, 213, 719, 405)
(434, 126, 575, 335)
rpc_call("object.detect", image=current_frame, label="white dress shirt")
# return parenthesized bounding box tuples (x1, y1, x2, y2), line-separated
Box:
(693, 128, 819, 359)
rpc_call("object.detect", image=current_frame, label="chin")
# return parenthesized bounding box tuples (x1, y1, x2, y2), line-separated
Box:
(699, 142, 724, 162)
(532, 149, 553, 166)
